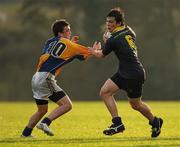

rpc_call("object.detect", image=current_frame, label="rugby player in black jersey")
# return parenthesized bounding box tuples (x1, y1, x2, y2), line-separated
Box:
(89, 7, 163, 138)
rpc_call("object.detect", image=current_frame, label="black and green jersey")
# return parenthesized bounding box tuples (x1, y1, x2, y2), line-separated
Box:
(102, 25, 145, 80)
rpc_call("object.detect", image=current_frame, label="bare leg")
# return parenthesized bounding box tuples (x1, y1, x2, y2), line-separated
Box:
(27, 104, 48, 128)
(100, 79, 126, 135)
(47, 95, 72, 121)
(128, 98, 154, 122)
(22, 104, 48, 136)
(100, 79, 119, 118)
(36, 96, 72, 136)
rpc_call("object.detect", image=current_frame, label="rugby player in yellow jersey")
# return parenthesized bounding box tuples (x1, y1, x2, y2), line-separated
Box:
(89, 8, 163, 138)
(21, 19, 91, 137)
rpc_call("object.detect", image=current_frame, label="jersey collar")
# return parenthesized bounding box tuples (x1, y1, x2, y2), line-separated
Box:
(112, 25, 126, 34)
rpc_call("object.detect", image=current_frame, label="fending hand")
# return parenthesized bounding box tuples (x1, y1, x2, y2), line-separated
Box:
(88, 41, 103, 58)
(71, 36, 79, 43)
(93, 41, 101, 50)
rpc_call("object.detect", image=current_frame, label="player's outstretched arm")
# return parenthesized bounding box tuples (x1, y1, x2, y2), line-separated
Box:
(89, 41, 104, 58)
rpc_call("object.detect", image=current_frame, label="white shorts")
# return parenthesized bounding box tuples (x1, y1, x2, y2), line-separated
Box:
(32, 72, 63, 100)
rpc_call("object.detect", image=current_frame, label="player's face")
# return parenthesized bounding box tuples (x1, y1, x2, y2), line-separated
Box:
(106, 17, 120, 32)
(61, 25, 71, 39)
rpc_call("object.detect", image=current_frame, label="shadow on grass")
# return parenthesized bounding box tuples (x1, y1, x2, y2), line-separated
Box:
(0, 136, 180, 146)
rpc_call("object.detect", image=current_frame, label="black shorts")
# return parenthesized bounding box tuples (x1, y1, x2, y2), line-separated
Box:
(34, 91, 66, 105)
(110, 73, 144, 98)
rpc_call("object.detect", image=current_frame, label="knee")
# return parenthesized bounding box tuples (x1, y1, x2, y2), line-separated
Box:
(99, 88, 111, 99)
(68, 102, 73, 111)
(129, 102, 141, 111)
(65, 101, 73, 111)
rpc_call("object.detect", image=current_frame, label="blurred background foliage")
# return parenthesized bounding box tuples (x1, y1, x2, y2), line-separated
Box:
(0, 0, 180, 101)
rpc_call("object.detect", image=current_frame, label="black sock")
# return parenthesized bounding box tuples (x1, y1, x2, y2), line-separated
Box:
(41, 117, 52, 126)
(22, 126, 33, 136)
(149, 116, 157, 126)
(112, 117, 122, 125)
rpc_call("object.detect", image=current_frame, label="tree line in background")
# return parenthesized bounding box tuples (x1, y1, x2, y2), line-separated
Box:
(0, 0, 180, 101)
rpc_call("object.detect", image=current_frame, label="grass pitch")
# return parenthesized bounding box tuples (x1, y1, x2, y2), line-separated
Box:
(0, 101, 180, 147)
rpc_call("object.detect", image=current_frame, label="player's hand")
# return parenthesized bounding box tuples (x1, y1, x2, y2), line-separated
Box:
(88, 41, 103, 58)
(93, 41, 101, 50)
(88, 41, 101, 54)
(71, 36, 79, 43)
(88, 41, 98, 52)
(103, 32, 111, 43)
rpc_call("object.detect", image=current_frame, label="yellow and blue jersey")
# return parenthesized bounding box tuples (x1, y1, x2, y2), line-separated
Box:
(37, 36, 91, 76)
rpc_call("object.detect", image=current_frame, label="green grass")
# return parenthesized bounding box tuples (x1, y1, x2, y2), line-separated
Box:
(0, 101, 180, 147)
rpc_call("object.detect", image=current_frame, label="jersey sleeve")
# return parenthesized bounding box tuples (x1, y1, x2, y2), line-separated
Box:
(59, 38, 91, 60)
(71, 42, 91, 60)
(102, 39, 113, 56)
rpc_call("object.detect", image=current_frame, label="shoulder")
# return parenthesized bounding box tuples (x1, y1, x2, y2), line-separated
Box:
(127, 25, 136, 37)
(60, 37, 72, 44)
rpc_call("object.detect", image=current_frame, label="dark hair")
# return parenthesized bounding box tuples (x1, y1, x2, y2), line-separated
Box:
(107, 7, 125, 25)
(51, 19, 70, 36)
